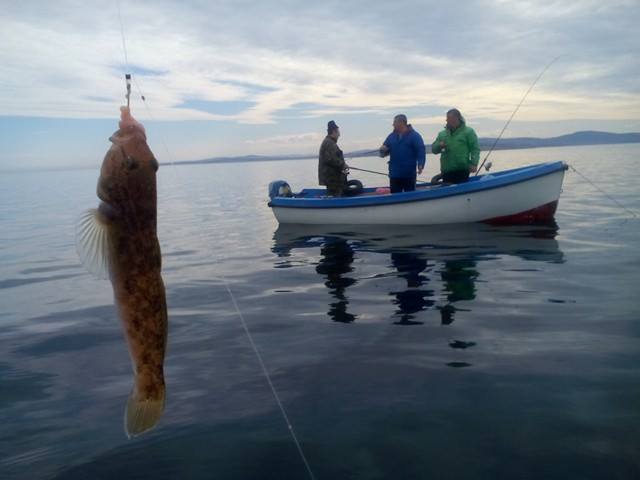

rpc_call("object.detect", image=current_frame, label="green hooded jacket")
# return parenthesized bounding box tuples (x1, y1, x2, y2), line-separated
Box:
(431, 121, 480, 174)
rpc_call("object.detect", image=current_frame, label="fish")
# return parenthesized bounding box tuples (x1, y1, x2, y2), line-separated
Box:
(76, 106, 167, 437)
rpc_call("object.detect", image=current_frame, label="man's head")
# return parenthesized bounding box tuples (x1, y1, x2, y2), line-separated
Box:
(446, 109, 464, 130)
(327, 120, 340, 139)
(393, 114, 408, 133)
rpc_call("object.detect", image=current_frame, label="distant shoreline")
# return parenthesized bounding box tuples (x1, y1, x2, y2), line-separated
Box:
(165, 130, 640, 167)
(2, 131, 639, 173)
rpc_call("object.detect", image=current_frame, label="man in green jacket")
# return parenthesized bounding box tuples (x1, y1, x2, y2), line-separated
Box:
(318, 120, 349, 196)
(431, 109, 480, 184)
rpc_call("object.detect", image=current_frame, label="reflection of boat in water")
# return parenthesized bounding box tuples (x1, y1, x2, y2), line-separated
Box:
(315, 237, 357, 323)
(272, 222, 563, 263)
(268, 162, 568, 225)
(272, 223, 563, 324)
(389, 251, 434, 325)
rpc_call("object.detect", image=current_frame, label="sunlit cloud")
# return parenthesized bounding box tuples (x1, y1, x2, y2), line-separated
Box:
(0, 0, 638, 167)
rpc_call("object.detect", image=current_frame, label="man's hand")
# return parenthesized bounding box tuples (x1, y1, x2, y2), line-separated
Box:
(439, 141, 446, 151)
(379, 145, 389, 157)
(343, 164, 350, 175)
(469, 164, 477, 173)
(417, 165, 424, 175)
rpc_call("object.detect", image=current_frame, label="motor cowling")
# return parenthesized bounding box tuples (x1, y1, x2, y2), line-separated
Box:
(268, 180, 293, 199)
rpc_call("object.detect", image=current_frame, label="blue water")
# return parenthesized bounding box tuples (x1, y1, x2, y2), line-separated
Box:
(1, 144, 639, 479)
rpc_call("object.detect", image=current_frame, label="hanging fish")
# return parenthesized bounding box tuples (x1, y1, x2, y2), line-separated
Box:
(76, 106, 167, 437)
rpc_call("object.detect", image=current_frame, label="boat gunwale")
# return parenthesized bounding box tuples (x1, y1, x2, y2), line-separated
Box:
(269, 161, 568, 209)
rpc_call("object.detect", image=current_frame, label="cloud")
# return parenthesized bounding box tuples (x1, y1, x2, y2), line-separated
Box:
(2, 0, 638, 123)
(0, 0, 639, 167)
(245, 132, 323, 146)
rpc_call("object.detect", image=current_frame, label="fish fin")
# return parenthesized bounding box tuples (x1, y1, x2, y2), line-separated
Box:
(124, 389, 165, 438)
(75, 209, 112, 279)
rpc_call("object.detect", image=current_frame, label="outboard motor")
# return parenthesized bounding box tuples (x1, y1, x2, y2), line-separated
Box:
(268, 180, 293, 199)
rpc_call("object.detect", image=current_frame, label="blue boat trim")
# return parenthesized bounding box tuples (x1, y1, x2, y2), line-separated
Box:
(269, 161, 567, 209)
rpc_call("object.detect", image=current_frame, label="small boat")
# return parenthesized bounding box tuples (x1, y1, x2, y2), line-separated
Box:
(268, 161, 568, 225)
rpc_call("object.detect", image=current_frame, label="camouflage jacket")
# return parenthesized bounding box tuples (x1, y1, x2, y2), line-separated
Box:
(318, 136, 346, 187)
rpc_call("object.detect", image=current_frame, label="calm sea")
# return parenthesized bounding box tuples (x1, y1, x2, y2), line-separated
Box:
(1, 144, 639, 479)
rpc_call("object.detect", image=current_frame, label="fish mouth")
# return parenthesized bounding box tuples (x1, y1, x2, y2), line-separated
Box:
(108, 130, 122, 145)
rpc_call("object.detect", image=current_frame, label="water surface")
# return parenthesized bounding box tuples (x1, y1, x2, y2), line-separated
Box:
(1, 144, 639, 479)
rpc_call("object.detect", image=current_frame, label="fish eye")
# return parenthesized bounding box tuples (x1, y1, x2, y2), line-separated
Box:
(125, 156, 139, 170)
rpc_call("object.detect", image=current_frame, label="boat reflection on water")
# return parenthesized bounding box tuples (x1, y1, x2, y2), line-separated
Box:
(389, 251, 433, 325)
(438, 258, 478, 325)
(314, 237, 357, 323)
(272, 222, 563, 324)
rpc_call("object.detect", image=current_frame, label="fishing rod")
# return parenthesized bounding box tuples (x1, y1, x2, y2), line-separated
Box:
(345, 148, 381, 158)
(348, 165, 388, 177)
(347, 165, 433, 185)
(344, 149, 389, 176)
(346, 151, 432, 180)
(476, 55, 562, 175)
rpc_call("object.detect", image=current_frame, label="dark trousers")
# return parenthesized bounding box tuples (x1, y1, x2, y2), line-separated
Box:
(325, 175, 348, 197)
(442, 170, 470, 184)
(326, 179, 363, 197)
(326, 185, 345, 197)
(390, 177, 416, 193)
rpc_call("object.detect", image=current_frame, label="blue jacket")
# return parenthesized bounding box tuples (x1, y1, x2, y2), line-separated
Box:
(383, 125, 426, 178)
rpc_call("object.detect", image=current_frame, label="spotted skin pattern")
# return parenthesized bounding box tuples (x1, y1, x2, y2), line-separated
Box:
(95, 114, 167, 435)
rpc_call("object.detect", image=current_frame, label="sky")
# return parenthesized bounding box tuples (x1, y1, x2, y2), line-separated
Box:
(1, 0, 639, 170)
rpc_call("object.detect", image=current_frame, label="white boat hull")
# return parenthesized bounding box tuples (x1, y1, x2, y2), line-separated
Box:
(272, 168, 565, 225)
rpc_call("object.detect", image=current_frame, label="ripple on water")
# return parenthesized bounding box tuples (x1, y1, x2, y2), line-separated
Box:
(0, 146, 639, 479)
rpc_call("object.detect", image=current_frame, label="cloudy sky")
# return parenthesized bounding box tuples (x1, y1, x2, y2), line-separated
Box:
(1, 0, 639, 169)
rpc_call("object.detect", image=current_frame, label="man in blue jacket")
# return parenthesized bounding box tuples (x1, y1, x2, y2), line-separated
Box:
(379, 114, 426, 193)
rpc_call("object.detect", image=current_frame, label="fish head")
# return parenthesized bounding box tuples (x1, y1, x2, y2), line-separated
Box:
(97, 108, 159, 218)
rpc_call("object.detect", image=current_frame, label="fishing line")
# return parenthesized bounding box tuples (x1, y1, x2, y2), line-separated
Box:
(165, 129, 317, 480)
(476, 55, 563, 174)
(345, 150, 388, 177)
(162, 148, 317, 479)
(223, 282, 316, 480)
(116, 0, 129, 68)
(347, 163, 432, 184)
(116, 1, 133, 108)
(345, 145, 436, 183)
(346, 148, 380, 157)
(113, 4, 316, 478)
(569, 164, 638, 219)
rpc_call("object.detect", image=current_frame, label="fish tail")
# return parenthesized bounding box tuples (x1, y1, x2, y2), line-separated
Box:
(124, 387, 165, 438)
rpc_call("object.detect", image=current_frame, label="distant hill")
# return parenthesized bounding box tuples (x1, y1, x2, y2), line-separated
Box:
(165, 130, 640, 166)
(168, 153, 316, 165)
(478, 131, 640, 151)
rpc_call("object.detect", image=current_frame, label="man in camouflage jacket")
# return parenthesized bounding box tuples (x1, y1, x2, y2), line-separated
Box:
(318, 120, 349, 197)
